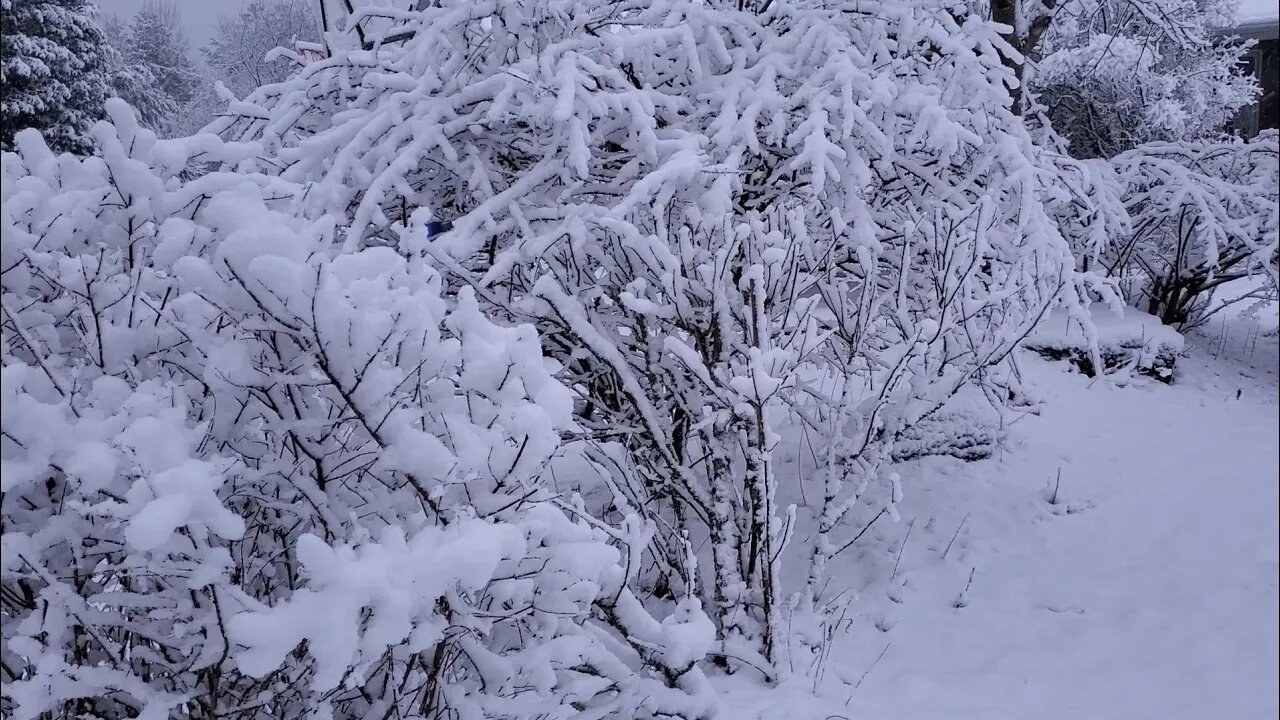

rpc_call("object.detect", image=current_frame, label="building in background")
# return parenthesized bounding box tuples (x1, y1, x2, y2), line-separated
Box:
(1223, 3, 1280, 138)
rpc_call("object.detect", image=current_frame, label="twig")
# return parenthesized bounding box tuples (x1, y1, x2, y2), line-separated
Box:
(942, 512, 970, 560)
(798, 425, 812, 508)
(954, 567, 977, 609)
(705, 645, 776, 684)
(853, 642, 891, 690)
(1050, 467, 1062, 505)
(2, 298, 80, 416)
(890, 518, 915, 582)
(830, 507, 887, 559)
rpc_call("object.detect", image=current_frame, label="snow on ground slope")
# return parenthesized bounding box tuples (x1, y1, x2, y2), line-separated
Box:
(723, 309, 1279, 719)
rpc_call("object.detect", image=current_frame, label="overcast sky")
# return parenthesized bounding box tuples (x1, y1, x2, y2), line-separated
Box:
(95, 0, 250, 57)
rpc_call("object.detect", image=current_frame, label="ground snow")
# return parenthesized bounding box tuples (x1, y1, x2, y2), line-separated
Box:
(725, 307, 1279, 719)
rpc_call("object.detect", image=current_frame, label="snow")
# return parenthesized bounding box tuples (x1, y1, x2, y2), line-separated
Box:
(727, 308, 1279, 719)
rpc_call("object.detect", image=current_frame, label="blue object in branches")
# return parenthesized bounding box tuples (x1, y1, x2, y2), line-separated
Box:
(425, 220, 453, 238)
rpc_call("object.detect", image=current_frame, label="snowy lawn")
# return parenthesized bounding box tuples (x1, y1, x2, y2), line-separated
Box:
(725, 313, 1279, 719)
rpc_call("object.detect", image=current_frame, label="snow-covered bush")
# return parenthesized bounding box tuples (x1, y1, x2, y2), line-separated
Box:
(208, 0, 1098, 672)
(1099, 132, 1280, 327)
(980, 0, 1271, 332)
(1020, 0, 1256, 158)
(1, 103, 715, 719)
(889, 388, 1009, 463)
(1024, 303, 1186, 381)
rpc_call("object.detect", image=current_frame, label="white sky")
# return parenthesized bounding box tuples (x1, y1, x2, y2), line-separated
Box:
(95, 0, 252, 58)
(1237, 0, 1280, 23)
(94, 0, 1278, 55)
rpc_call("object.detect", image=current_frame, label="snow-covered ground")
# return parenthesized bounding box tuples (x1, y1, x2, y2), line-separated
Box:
(724, 302, 1279, 719)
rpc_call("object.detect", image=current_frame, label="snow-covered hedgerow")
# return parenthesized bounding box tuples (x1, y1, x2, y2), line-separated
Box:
(207, 0, 1105, 672)
(1, 102, 715, 719)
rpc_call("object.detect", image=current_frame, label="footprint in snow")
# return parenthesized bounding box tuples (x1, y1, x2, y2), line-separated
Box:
(1042, 603, 1086, 615)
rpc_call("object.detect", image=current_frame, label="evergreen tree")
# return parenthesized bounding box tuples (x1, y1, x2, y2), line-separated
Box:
(0, 0, 111, 154)
(100, 13, 179, 134)
(125, 1, 200, 108)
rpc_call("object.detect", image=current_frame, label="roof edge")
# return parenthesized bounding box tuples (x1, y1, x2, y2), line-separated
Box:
(1214, 19, 1279, 41)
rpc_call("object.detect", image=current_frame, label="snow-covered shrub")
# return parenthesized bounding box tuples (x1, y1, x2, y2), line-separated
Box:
(208, 0, 1098, 672)
(1, 102, 714, 720)
(1024, 304, 1186, 381)
(1024, 0, 1256, 158)
(979, 0, 1270, 333)
(889, 392, 1005, 463)
(1100, 133, 1280, 327)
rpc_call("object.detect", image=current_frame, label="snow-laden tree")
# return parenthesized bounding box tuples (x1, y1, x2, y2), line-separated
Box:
(202, 0, 319, 101)
(979, 0, 1274, 327)
(0, 0, 111, 155)
(95, 3, 202, 136)
(1, 101, 716, 720)
(1099, 132, 1279, 326)
(99, 14, 180, 134)
(210, 0, 1100, 672)
(104, 60, 178, 134)
(988, 0, 1257, 157)
(181, 0, 320, 134)
(123, 2, 202, 108)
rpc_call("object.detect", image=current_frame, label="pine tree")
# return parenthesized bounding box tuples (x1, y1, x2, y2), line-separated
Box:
(125, 1, 201, 107)
(100, 13, 179, 134)
(0, 0, 111, 154)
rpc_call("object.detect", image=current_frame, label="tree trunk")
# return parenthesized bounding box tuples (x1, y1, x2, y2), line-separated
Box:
(990, 0, 1026, 115)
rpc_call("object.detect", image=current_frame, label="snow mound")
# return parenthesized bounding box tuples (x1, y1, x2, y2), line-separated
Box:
(1025, 304, 1185, 381)
(892, 388, 1007, 463)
